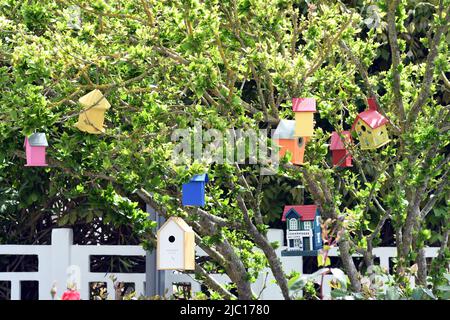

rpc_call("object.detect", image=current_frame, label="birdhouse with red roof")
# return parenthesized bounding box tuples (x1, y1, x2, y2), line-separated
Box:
(24, 133, 48, 167)
(330, 131, 352, 167)
(273, 119, 307, 165)
(281, 205, 322, 256)
(292, 97, 316, 137)
(352, 98, 390, 150)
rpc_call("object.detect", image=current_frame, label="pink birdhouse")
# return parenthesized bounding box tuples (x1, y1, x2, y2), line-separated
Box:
(330, 131, 352, 167)
(24, 133, 48, 167)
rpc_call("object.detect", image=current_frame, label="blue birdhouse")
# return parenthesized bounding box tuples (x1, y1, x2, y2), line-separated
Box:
(182, 174, 209, 207)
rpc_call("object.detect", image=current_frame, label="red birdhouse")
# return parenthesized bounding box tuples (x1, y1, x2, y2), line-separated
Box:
(24, 133, 48, 167)
(330, 131, 352, 167)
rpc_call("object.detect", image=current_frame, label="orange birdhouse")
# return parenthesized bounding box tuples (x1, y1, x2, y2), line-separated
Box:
(273, 119, 307, 165)
(75, 89, 111, 134)
(292, 97, 316, 137)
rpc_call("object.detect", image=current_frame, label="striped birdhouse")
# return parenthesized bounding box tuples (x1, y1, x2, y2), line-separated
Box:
(75, 89, 111, 134)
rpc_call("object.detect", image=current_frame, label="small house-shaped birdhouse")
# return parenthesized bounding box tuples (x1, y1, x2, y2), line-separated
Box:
(75, 89, 111, 134)
(352, 98, 390, 150)
(24, 133, 48, 167)
(182, 174, 208, 207)
(330, 131, 352, 167)
(281, 205, 323, 256)
(157, 217, 195, 270)
(273, 119, 307, 165)
(292, 97, 316, 137)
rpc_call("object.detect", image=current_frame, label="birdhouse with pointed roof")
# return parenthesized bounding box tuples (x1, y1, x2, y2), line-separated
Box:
(182, 174, 208, 207)
(352, 98, 390, 150)
(273, 119, 307, 165)
(24, 133, 48, 167)
(75, 89, 111, 134)
(157, 217, 195, 270)
(330, 131, 352, 167)
(292, 97, 316, 137)
(281, 205, 323, 256)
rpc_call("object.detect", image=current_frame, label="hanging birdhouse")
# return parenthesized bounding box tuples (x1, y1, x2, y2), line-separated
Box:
(182, 174, 208, 207)
(75, 89, 111, 134)
(330, 131, 352, 167)
(273, 119, 307, 165)
(351, 97, 390, 150)
(24, 133, 48, 167)
(281, 205, 323, 256)
(292, 97, 316, 137)
(157, 217, 195, 270)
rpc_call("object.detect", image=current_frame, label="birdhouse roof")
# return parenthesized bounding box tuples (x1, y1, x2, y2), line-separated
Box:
(190, 174, 209, 183)
(330, 131, 351, 150)
(26, 133, 48, 147)
(159, 217, 193, 233)
(273, 119, 296, 139)
(292, 98, 316, 112)
(352, 109, 389, 130)
(79, 89, 111, 110)
(281, 205, 317, 221)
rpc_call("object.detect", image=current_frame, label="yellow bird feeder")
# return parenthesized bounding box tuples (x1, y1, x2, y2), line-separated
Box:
(75, 89, 111, 134)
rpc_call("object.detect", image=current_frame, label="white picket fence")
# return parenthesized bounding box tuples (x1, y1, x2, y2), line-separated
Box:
(0, 228, 439, 300)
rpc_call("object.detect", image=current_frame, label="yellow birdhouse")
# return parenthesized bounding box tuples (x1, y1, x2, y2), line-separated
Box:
(351, 98, 390, 150)
(75, 89, 111, 134)
(292, 98, 316, 137)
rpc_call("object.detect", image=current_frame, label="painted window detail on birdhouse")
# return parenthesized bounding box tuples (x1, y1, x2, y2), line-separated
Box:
(75, 89, 111, 134)
(303, 221, 312, 230)
(330, 131, 352, 167)
(292, 98, 316, 137)
(157, 217, 195, 271)
(281, 205, 323, 254)
(24, 133, 48, 167)
(351, 98, 390, 150)
(289, 218, 298, 230)
(182, 174, 209, 207)
(273, 119, 307, 165)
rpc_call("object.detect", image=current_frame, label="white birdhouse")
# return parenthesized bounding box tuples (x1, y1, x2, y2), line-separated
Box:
(157, 217, 195, 270)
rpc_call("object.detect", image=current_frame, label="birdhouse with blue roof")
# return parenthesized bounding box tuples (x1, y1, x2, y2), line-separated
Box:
(281, 205, 323, 256)
(24, 133, 48, 167)
(273, 119, 307, 165)
(182, 174, 209, 207)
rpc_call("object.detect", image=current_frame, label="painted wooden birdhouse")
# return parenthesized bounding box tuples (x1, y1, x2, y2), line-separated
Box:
(273, 119, 307, 165)
(281, 205, 323, 255)
(352, 98, 390, 150)
(330, 131, 352, 167)
(157, 217, 195, 270)
(182, 174, 208, 207)
(292, 97, 316, 137)
(75, 89, 111, 134)
(24, 133, 48, 167)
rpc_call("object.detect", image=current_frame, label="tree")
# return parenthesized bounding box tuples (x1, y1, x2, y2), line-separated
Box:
(0, 0, 448, 299)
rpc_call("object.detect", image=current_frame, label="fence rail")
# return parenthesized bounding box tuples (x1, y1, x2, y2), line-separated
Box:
(0, 229, 439, 300)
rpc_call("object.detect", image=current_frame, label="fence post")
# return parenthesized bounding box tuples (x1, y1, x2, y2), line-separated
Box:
(50, 228, 73, 300)
(145, 204, 166, 297)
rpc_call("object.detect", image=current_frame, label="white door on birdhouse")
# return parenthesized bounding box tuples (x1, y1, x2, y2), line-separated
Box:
(157, 217, 195, 270)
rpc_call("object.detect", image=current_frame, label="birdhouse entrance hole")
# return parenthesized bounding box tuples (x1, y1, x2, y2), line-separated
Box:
(169, 236, 175, 243)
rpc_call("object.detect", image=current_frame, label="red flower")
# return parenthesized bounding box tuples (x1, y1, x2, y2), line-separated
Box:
(61, 289, 81, 300)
